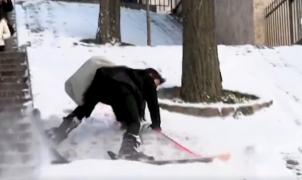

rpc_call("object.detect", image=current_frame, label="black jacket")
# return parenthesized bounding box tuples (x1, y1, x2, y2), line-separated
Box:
(95, 66, 161, 128)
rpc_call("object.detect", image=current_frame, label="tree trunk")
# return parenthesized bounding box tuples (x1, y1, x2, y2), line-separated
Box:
(96, 0, 121, 44)
(180, 0, 222, 102)
(146, 0, 151, 46)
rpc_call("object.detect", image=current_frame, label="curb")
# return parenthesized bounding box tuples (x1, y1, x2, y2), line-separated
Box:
(159, 100, 273, 118)
(158, 87, 273, 118)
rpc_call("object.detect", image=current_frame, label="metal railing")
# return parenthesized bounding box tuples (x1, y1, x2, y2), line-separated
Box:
(265, 0, 302, 46)
(122, 0, 180, 13)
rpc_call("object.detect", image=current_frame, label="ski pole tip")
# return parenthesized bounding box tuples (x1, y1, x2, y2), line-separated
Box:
(218, 153, 231, 161)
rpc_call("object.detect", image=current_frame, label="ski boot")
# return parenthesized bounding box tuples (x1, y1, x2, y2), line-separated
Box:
(45, 113, 81, 144)
(118, 133, 154, 161)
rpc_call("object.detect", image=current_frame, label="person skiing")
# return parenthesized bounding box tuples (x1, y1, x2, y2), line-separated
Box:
(0, 9, 11, 51)
(47, 66, 165, 160)
(0, 0, 14, 35)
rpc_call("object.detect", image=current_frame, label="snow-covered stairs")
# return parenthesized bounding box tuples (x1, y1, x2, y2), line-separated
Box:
(0, 51, 37, 179)
(0, 115, 37, 180)
(0, 52, 31, 112)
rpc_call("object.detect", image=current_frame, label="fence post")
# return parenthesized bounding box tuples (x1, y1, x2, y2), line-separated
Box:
(146, 0, 151, 45)
(298, 0, 302, 42)
(289, 0, 294, 44)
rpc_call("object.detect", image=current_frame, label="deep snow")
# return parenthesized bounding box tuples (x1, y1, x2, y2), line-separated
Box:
(14, 0, 302, 179)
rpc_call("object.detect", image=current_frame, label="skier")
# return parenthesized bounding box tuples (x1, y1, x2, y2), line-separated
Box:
(47, 66, 165, 160)
(0, 0, 14, 35)
(0, 9, 11, 51)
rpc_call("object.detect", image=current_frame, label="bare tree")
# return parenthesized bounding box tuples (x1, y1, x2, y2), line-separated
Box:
(96, 0, 121, 44)
(180, 0, 222, 102)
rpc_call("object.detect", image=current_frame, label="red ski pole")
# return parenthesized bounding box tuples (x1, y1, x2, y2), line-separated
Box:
(155, 130, 201, 158)
(155, 130, 230, 161)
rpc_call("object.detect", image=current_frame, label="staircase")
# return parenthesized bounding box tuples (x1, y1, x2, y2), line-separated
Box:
(0, 52, 32, 112)
(0, 8, 38, 180)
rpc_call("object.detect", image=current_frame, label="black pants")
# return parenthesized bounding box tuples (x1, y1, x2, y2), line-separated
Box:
(72, 70, 141, 135)
(111, 95, 141, 135)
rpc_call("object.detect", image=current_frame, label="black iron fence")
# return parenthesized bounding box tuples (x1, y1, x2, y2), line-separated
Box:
(265, 0, 302, 46)
(122, 0, 180, 13)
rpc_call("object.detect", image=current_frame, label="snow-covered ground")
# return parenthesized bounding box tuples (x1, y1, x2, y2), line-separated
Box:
(15, 0, 302, 179)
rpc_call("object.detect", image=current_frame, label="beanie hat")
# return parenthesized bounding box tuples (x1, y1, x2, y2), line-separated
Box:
(145, 68, 166, 84)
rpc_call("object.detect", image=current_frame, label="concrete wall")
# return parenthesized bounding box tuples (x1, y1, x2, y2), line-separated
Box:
(253, 0, 273, 45)
(215, 0, 255, 45)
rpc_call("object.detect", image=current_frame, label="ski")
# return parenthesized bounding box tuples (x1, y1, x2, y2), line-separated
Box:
(107, 151, 213, 165)
(31, 109, 70, 164)
(49, 147, 70, 164)
(107, 151, 119, 160)
(154, 130, 231, 162)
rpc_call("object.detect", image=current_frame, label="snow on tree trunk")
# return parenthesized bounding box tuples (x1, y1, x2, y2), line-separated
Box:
(180, 0, 223, 102)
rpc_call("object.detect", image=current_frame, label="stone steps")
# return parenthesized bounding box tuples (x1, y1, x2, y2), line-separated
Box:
(0, 165, 35, 180)
(0, 65, 28, 73)
(0, 116, 38, 180)
(0, 76, 28, 84)
(0, 8, 38, 180)
(0, 53, 26, 63)
(0, 132, 33, 143)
